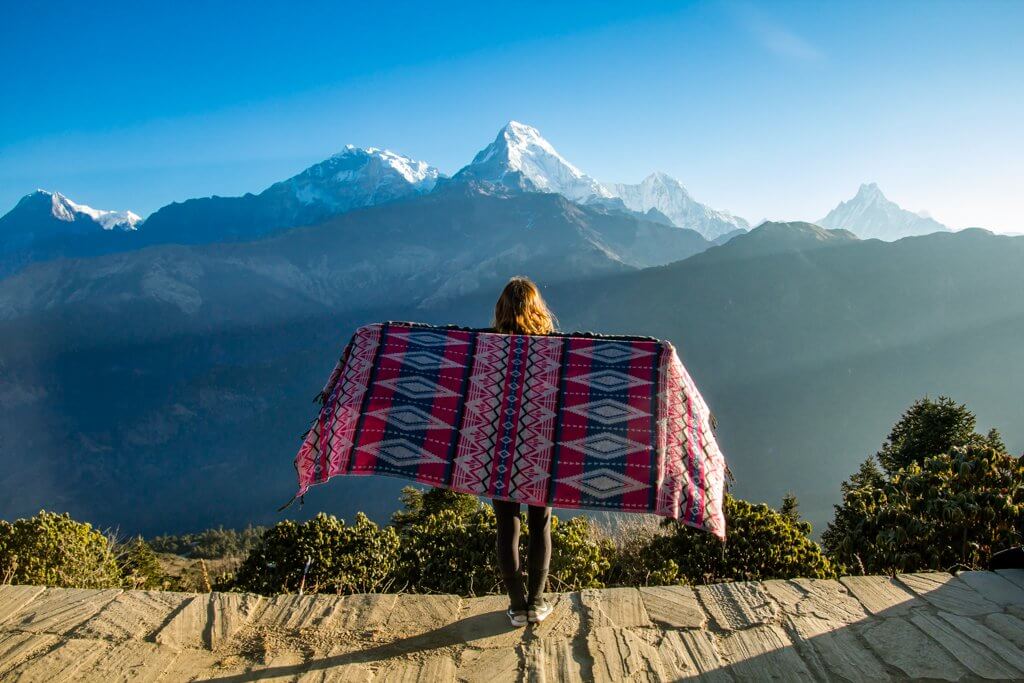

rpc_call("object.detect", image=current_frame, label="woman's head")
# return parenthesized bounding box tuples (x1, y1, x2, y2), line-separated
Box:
(493, 276, 557, 335)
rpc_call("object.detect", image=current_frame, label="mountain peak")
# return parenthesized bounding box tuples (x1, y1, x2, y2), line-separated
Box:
(855, 182, 885, 201)
(452, 122, 613, 202)
(821, 184, 948, 240)
(605, 173, 748, 240)
(10, 189, 141, 231)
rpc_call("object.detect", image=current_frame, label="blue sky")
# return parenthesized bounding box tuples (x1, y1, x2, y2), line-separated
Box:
(2, 0, 1022, 231)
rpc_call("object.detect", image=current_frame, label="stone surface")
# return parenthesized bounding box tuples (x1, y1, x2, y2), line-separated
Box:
(458, 645, 522, 682)
(955, 570, 1024, 606)
(839, 575, 921, 616)
(152, 591, 261, 650)
(638, 585, 706, 629)
(718, 624, 816, 681)
(333, 593, 398, 631)
(75, 640, 180, 682)
(909, 610, 1022, 679)
(996, 568, 1024, 590)
(984, 612, 1024, 649)
(857, 616, 968, 681)
(897, 571, 1000, 616)
(656, 628, 732, 682)
(939, 611, 1024, 674)
(580, 587, 651, 628)
(4, 636, 109, 682)
(785, 614, 889, 682)
(4, 588, 121, 636)
(0, 631, 59, 678)
(763, 578, 868, 624)
(73, 590, 194, 642)
(3, 572, 1024, 681)
(375, 654, 458, 682)
(695, 581, 778, 630)
(587, 626, 664, 682)
(0, 586, 46, 626)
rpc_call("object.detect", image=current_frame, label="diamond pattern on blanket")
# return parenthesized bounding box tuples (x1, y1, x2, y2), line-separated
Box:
(557, 468, 649, 499)
(294, 322, 727, 539)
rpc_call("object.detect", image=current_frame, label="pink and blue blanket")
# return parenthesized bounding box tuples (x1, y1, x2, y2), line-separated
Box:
(294, 322, 726, 538)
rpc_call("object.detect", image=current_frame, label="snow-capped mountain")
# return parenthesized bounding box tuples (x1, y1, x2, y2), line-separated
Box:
(606, 172, 749, 241)
(451, 121, 614, 203)
(141, 146, 443, 244)
(0, 190, 142, 276)
(819, 183, 949, 240)
(264, 145, 441, 212)
(1, 190, 141, 235)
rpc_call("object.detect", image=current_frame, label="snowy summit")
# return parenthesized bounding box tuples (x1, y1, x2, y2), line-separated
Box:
(819, 183, 949, 240)
(606, 172, 749, 241)
(452, 121, 613, 203)
(273, 145, 442, 211)
(38, 190, 141, 231)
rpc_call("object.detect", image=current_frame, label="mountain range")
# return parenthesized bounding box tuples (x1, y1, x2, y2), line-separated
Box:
(0, 122, 964, 280)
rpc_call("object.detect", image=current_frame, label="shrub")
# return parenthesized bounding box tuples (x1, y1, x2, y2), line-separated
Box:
(149, 525, 266, 559)
(396, 504, 501, 595)
(824, 397, 1023, 574)
(825, 446, 1024, 574)
(0, 511, 121, 588)
(117, 537, 166, 590)
(608, 495, 836, 585)
(548, 516, 614, 591)
(234, 512, 400, 595)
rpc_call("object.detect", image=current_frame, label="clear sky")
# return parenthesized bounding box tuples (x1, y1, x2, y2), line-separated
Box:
(2, 0, 1022, 231)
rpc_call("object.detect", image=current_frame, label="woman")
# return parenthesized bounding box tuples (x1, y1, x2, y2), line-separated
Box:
(492, 276, 555, 627)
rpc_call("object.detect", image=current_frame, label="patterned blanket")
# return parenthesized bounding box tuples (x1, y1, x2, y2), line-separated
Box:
(294, 323, 726, 538)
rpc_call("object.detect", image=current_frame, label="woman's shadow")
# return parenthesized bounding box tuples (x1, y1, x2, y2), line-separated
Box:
(205, 608, 532, 681)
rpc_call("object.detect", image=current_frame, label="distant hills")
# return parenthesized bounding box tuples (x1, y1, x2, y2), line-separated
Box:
(1, 215, 1020, 535)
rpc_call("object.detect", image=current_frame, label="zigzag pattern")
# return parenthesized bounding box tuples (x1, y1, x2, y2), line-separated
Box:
(450, 334, 508, 494)
(506, 336, 561, 505)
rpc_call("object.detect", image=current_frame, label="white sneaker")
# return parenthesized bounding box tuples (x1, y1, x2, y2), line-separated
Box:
(528, 600, 553, 624)
(507, 608, 528, 627)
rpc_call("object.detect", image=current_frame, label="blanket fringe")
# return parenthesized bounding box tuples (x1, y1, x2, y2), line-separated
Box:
(276, 494, 304, 513)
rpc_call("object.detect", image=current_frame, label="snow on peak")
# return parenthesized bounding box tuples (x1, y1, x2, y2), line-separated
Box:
(31, 189, 141, 230)
(454, 121, 614, 202)
(820, 183, 949, 240)
(604, 173, 749, 240)
(278, 146, 442, 210)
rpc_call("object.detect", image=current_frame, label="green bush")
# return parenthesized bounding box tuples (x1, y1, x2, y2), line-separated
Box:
(824, 447, 1024, 574)
(149, 525, 266, 559)
(608, 495, 836, 585)
(548, 516, 613, 591)
(396, 504, 501, 595)
(117, 537, 165, 590)
(0, 511, 121, 588)
(824, 397, 1023, 575)
(234, 512, 400, 595)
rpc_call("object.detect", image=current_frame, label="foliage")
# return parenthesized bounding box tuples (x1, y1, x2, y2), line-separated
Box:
(608, 495, 836, 585)
(149, 525, 266, 559)
(0, 511, 121, 588)
(876, 396, 1003, 473)
(393, 487, 613, 595)
(234, 512, 400, 595)
(396, 502, 501, 595)
(117, 537, 165, 589)
(824, 446, 1024, 574)
(825, 397, 1023, 574)
(548, 516, 614, 591)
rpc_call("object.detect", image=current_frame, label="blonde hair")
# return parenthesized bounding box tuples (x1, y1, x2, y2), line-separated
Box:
(493, 276, 557, 336)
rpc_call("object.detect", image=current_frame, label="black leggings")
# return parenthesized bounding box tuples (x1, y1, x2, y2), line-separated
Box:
(493, 499, 552, 610)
